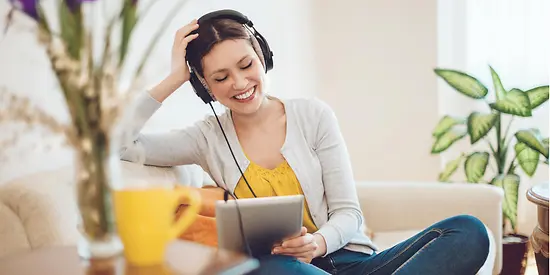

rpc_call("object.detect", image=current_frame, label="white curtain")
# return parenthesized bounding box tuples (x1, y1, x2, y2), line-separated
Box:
(437, 0, 549, 235)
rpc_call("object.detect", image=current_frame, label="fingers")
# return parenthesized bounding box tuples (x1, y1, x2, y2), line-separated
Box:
(282, 233, 314, 249)
(280, 226, 307, 243)
(273, 241, 318, 254)
(174, 19, 199, 46)
(182, 33, 199, 45)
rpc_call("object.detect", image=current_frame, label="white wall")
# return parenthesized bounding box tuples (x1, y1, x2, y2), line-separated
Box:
(311, 0, 441, 181)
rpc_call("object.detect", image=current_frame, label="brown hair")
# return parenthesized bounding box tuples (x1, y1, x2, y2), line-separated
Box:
(186, 19, 264, 78)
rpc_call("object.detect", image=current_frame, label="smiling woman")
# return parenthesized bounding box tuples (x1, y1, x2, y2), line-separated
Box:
(120, 9, 492, 275)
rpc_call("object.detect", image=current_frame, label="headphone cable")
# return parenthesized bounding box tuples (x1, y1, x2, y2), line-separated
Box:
(208, 102, 255, 257)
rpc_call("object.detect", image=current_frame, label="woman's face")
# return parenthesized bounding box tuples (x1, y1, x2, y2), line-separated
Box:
(201, 39, 266, 115)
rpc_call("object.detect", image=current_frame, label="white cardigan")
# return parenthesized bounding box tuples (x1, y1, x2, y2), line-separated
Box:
(120, 92, 378, 256)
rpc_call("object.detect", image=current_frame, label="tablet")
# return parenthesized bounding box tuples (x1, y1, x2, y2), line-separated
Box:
(215, 195, 304, 257)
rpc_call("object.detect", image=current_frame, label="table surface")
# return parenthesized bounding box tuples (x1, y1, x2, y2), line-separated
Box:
(527, 182, 549, 207)
(0, 241, 259, 275)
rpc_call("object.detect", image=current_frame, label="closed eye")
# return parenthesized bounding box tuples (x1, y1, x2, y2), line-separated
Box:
(241, 61, 252, 69)
(215, 76, 227, 82)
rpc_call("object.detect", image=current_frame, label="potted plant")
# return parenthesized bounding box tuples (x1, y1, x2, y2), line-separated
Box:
(430, 65, 549, 275)
(0, 0, 189, 259)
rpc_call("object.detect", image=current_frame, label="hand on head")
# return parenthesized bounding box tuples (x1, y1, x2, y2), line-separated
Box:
(149, 19, 199, 103)
(170, 19, 200, 86)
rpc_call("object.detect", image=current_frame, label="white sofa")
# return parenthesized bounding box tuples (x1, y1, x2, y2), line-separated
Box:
(0, 162, 503, 274)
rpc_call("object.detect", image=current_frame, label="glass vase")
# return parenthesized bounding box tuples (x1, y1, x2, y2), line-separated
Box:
(74, 130, 123, 259)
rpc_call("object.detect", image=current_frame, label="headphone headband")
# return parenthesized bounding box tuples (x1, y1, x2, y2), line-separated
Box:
(198, 9, 252, 26)
(188, 9, 274, 104)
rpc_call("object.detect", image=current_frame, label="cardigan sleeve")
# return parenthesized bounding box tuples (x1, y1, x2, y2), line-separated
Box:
(118, 91, 205, 167)
(311, 100, 365, 256)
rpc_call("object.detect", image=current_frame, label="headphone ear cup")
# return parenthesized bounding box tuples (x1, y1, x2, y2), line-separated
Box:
(189, 71, 214, 104)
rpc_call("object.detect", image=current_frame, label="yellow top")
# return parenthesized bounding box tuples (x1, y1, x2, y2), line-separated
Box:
(234, 159, 319, 233)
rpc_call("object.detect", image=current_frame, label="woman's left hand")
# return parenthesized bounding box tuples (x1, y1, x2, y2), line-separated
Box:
(272, 227, 325, 263)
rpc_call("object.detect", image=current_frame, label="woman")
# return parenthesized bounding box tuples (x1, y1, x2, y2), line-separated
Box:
(120, 10, 490, 275)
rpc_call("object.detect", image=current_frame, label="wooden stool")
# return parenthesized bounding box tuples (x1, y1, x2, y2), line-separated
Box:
(527, 183, 549, 275)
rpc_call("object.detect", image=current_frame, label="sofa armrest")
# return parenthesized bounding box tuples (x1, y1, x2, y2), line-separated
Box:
(0, 168, 80, 256)
(0, 202, 31, 258)
(356, 181, 503, 274)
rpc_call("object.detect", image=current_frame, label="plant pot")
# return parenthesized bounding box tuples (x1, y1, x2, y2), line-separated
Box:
(500, 234, 529, 275)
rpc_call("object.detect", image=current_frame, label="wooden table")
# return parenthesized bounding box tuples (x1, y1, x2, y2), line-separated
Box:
(526, 183, 549, 275)
(0, 240, 259, 275)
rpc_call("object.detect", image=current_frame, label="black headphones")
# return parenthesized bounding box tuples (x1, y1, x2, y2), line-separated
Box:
(187, 9, 274, 104)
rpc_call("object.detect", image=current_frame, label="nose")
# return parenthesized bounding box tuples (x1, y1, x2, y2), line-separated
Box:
(232, 72, 248, 90)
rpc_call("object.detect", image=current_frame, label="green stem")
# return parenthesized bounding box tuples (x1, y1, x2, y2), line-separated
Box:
(486, 138, 497, 156)
(503, 116, 514, 142)
(506, 157, 517, 174)
(495, 113, 505, 174)
(127, 0, 190, 92)
(76, 131, 113, 239)
(502, 116, 515, 154)
(483, 138, 499, 174)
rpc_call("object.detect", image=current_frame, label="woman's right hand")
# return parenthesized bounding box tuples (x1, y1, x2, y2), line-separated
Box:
(170, 19, 200, 85)
(149, 20, 199, 103)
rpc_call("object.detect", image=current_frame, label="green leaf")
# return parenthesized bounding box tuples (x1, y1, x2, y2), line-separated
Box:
(526, 85, 549, 109)
(431, 128, 467, 154)
(438, 154, 464, 182)
(58, 1, 83, 60)
(434, 68, 488, 99)
(432, 116, 465, 137)
(464, 152, 489, 183)
(514, 142, 539, 176)
(467, 112, 498, 144)
(515, 129, 549, 159)
(489, 88, 532, 117)
(36, 3, 51, 36)
(492, 174, 520, 231)
(489, 66, 507, 100)
(120, 1, 138, 65)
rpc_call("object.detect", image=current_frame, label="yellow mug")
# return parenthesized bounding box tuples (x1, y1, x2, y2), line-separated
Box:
(113, 187, 201, 266)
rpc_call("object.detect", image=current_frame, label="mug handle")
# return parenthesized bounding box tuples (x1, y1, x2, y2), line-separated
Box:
(170, 187, 202, 239)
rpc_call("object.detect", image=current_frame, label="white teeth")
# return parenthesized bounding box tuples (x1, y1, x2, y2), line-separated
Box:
(235, 88, 255, 100)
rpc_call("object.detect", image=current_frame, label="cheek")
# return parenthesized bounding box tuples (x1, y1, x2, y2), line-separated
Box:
(251, 64, 265, 84)
(208, 81, 231, 98)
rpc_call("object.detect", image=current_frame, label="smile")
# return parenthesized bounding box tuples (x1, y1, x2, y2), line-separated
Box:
(233, 87, 256, 101)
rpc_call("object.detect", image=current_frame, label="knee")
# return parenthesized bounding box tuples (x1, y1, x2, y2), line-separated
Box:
(451, 215, 490, 257)
(248, 254, 300, 275)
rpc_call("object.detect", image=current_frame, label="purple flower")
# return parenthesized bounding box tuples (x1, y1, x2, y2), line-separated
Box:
(65, 0, 98, 12)
(9, 0, 39, 20)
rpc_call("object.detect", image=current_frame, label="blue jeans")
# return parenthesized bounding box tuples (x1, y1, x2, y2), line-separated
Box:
(247, 215, 490, 275)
